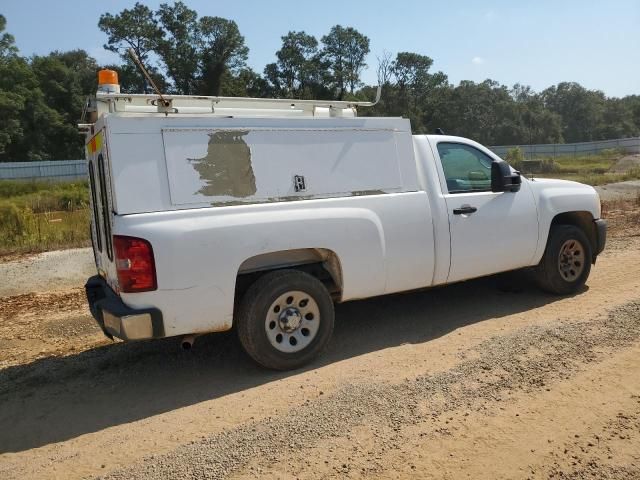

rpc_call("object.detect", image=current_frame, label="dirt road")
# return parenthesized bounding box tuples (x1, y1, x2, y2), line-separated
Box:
(0, 202, 639, 479)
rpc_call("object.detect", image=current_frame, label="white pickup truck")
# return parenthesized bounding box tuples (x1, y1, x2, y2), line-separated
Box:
(83, 72, 606, 370)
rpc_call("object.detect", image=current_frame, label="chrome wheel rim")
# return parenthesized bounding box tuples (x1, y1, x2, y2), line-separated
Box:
(557, 239, 585, 282)
(265, 290, 320, 353)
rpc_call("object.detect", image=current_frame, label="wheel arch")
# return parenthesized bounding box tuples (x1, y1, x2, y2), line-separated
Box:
(549, 211, 597, 262)
(235, 248, 344, 302)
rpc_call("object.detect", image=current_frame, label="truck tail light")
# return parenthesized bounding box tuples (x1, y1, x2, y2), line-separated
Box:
(113, 235, 157, 293)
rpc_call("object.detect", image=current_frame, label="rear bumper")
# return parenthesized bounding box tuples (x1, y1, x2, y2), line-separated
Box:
(594, 219, 607, 257)
(85, 275, 164, 341)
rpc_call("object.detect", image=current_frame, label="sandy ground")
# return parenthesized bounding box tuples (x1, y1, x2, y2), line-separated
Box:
(0, 201, 639, 479)
(596, 180, 640, 201)
(0, 247, 95, 298)
(594, 152, 640, 201)
(609, 154, 640, 174)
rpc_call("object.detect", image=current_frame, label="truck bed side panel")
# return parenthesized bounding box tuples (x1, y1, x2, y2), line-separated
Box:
(116, 192, 435, 336)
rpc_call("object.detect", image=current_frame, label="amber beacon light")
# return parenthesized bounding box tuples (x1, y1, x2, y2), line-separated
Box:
(97, 69, 120, 94)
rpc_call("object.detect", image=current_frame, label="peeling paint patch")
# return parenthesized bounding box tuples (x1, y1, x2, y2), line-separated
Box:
(190, 130, 256, 197)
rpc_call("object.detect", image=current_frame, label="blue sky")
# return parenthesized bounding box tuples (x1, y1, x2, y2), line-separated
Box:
(3, 0, 639, 97)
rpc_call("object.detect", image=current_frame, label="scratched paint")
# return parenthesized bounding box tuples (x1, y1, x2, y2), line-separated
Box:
(190, 130, 256, 197)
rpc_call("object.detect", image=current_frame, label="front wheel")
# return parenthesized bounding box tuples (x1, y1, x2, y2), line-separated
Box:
(534, 225, 592, 295)
(236, 269, 335, 370)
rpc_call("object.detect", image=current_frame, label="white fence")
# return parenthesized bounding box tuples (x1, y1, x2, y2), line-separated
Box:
(490, 137, 640, 159)
(0, 160, 87, 182)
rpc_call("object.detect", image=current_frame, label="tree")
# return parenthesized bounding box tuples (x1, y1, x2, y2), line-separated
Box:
(0, 54, 68, 161)
(197, 16, 248, 96)
(376, 50, 393, 86)
(264, 31, 329, 99)
(221, 68, 269, 97)
(155, 1, 199, 94)
(0, 17, 60, 160)
(0, 14, 18, 58)
(622, 95, 640, 132)
(98, 3, 165, 91)
(278, 31, 317, 96)
(30, 50, 100, 159)
(98, 3, 163, 63)
(541, 82, 605, 142)
(597, 98, 639, 139)
(392, 52, 433, 91)
(363, 50, 449, 134)
(321, 25, 370, 98)
(99, 4, 249, 96)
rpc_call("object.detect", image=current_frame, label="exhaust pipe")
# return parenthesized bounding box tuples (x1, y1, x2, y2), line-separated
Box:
(181, 334, 198, 351)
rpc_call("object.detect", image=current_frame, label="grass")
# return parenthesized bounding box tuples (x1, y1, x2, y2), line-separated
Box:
(535, 168, 640, 186)
(512, 148, 640, 186)
(552, 149, 623, 174)
(0, 180, 90, 256)
(601, 194, 640, 238)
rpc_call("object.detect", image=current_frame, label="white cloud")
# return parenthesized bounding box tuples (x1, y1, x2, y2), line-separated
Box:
(472, 56, 485, 65)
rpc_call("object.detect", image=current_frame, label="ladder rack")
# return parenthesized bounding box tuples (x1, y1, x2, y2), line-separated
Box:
(90, 86, 381, 119)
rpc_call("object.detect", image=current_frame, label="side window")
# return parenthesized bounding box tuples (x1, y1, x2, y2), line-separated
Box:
(437, 142, 493, 194)
(97, 153, 113, 260)
(88, 161, 102, 252)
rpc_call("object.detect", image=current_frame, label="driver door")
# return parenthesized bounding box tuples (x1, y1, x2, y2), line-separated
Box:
(433, 141, 539, 283)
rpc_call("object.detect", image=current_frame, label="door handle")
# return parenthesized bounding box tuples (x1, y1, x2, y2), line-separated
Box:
(453, 205, 477, 215)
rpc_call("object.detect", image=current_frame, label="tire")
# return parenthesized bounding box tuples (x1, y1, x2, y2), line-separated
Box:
(236, 269, 335, 370)
(535, 225, 592, 295)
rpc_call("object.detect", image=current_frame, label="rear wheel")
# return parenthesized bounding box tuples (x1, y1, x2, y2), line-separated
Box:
(236, 269, 334, 370)
(535, 225, 592, 295)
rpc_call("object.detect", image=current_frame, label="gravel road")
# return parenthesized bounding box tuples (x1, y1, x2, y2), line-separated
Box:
(0, 248, 94, 298)
(0, 201, 639, 479)
(595, 180, 640, 201)
(98, 301, 640, 480)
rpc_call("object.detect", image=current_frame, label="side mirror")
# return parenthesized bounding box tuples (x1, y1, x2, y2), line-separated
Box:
(491, 159, 521, 193)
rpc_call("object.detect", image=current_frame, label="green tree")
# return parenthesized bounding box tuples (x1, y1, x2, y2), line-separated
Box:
(321, 25, 370, 98)
(541, 82, 605, 142)
(197, 16, 248, 96)
(0, 55, 67, 160)
(30, 50, 98, 159)
(364, 51, 448, 134)
(392, 52, 433, 91)
(622, 95, 640, 132)
(267, 31, 319, 97)
(98, 2, 162, 64)
(391, 52, 437, 120)
(0, 14, 18, 58)
(98, 2, 166, 91)
(505, 146, 525, 169)
(597, 98, 639, 139)
(221, 68, 269, 97)
(0, 17, 67, 161)
(264, 31, 332, 99)
(155, 1, 199, 94)
(0, 15, 21, 155)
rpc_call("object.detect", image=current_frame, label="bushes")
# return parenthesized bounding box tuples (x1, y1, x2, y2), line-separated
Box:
(0, 202, 33, 243)
(504, 147, 524, 170)
(0, 203, 90, 255)
(0, 180, 90, 255)
(0, 180, 89, 212)
(504, 148, 558, 174)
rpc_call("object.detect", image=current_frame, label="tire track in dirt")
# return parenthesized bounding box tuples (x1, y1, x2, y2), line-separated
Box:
(97, 301, 640, 480)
